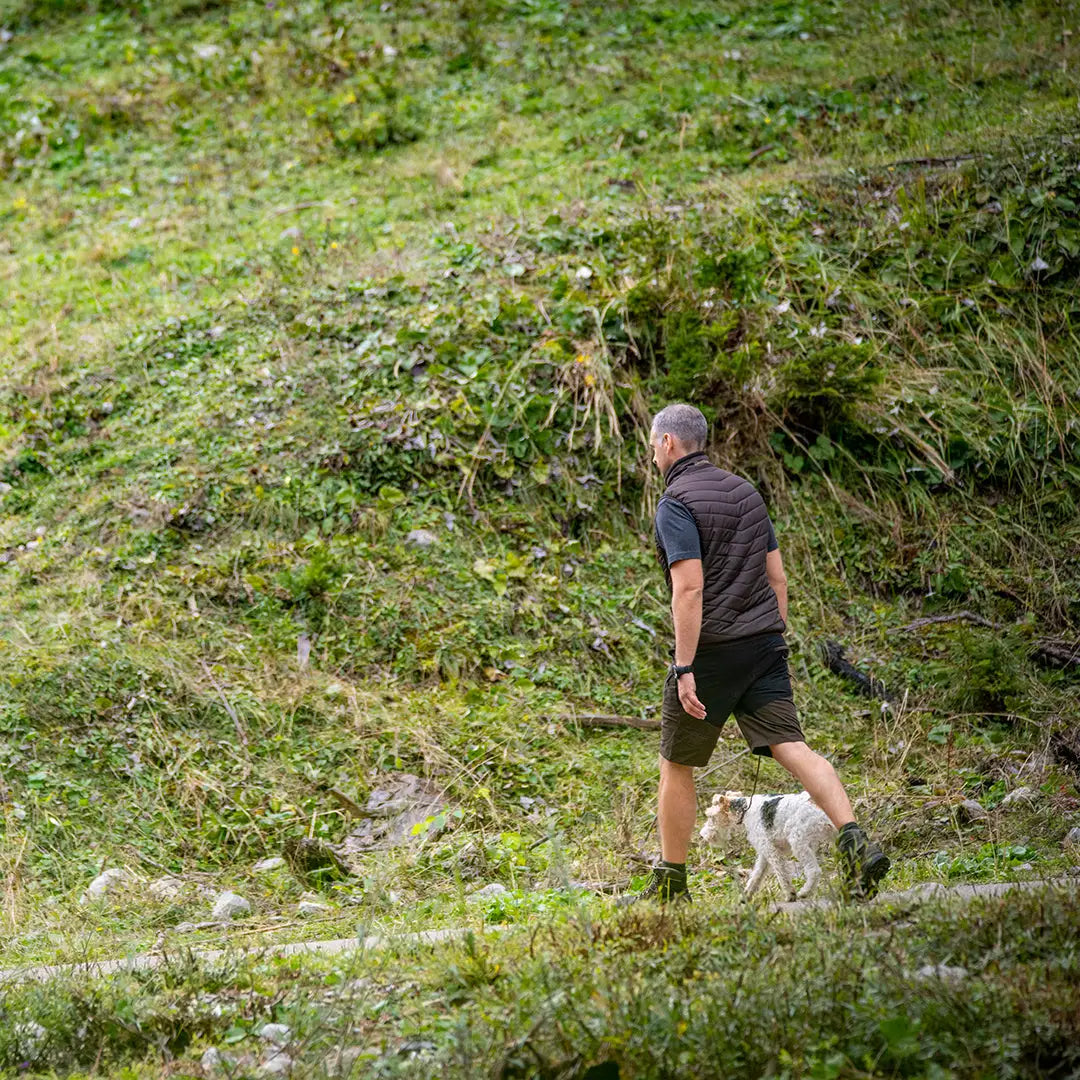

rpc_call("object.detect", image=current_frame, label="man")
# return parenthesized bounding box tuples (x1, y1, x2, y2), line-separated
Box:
(620, 403, 889, 905)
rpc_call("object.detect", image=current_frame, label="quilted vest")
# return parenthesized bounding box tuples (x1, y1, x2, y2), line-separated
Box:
(654, 451, 785, 647)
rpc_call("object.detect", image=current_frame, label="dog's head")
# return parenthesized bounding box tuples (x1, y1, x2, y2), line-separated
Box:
(698, 790, 748, 844)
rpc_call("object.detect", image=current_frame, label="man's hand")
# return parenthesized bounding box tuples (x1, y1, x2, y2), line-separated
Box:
(677, 672, 707, 720)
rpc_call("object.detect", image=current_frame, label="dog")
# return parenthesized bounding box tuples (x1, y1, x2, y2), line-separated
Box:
(700, 790, 837, 901)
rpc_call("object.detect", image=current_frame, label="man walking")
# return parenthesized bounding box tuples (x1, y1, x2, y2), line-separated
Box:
(620, 403, 889, 905)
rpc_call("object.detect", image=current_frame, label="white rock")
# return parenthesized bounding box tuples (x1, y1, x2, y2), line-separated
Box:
(913, 963, 968, 983)
(466, 883, 509, 904)
(258, 1051, 293, 1076)
(201, 1047, 232, 1070)
(405, 529, 439, 548)
(211, 891, 251, 920)
(955, 799, 988, 822)
(1000, 787, 1036, 808)
(253, 857, 286, 873)
(14, 1021, 47, 1059)
(298, 900, 331, 917)
(194, 43, 222, 59)
(81, 868, 132, 903)
(259, 1023, 292, 1046)
(148, 876, 185, 901)
(1064, 827, 1080, 852)
(575, 266, 593, 280)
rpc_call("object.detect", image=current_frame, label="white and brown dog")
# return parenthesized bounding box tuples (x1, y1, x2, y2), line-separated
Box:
(700, 790, 837, 901)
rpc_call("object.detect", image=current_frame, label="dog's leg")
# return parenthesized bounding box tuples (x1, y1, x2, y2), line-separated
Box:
(743, 851, 769, 898)
(791, 841, 822, 899)
(767, 852, 796, 902)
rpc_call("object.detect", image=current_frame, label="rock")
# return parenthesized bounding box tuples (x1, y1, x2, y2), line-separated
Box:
(193, 43, 222, 59)
(324, 1045, 367, 1077)
(201, 1047, 232, 1071)
(1062, 827, 1080, 852)
(1017, 862, 1034, 871)
(81, 868, 132, 903)
(405, 529, 439, 548)
(14, 1021, 47, 1060)
(298, 900, 331, 917)
(148, 876, 185, 901)
(253, 857, 286, 873)
(259, 1023, 292, 1046)
(211, 891, 251, 920)
(278, 226, 303, 242)
(1000, 787, 1037, 808)
(338, 773, 446, 854)
(258, 1051, 293, 1076)
(466, 883, 510, 904)
(913, 963, 969, 983)
(174, 921, 198, 934)
(955, 799, 988, 822)
(398, 1039, 437, 1057)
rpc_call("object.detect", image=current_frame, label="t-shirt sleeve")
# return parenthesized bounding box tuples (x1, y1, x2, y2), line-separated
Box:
(655, 498, 702, 564)
(766, 516, 778, 552)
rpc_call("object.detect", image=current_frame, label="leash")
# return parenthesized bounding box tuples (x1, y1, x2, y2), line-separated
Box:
(737, 754, 763, 826)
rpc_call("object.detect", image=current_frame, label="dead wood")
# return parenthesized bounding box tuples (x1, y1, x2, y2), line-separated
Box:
(820, 640, 895, 702)
(553, 714, 661, 731)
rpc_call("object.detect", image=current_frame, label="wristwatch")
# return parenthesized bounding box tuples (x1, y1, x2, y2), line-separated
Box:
(671, 663, 694, 678)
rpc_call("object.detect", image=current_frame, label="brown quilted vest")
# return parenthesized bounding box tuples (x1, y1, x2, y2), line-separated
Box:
(654, 451, 785, 647)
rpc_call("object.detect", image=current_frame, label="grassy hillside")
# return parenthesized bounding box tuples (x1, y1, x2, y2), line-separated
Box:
(1, 0, 1080, 1074)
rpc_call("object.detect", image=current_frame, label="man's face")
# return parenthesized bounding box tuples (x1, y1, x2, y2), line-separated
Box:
(650, 430, 673, 472)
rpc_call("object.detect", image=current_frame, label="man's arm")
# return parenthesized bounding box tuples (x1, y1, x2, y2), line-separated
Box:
(766, 548, 788, 625)
(670, 558, 707, 720)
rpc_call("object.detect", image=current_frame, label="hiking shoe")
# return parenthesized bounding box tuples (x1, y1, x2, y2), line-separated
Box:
(837, 824, 890, 902)
(616, 867, 692, 907)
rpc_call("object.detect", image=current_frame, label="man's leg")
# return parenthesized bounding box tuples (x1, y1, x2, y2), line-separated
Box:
(616, 756, 698, 906)
(658, 756, 697, 862)
(768, 741, 853, 828)
(769, 740, 890, 900)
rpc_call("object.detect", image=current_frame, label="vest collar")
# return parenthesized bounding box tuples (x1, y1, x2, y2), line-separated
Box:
(664, 450, 710, 487)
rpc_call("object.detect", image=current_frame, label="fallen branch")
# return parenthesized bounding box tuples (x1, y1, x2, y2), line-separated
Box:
(889, 611, 1000, 633)
(747, 143, 778, 163)
(268, 200, 335, 219)
(199, 660, 249, 751)
(553, 714, 660, 731)
(889, 614, 1080, 670)
(1032, 638, 1080, 669)
(819, 640, 894, 703)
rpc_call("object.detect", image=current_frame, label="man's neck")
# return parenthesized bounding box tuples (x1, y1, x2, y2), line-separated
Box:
(664, 450, 708, 484)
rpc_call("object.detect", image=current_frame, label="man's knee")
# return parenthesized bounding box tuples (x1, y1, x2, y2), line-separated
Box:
(769, 739, 810, 764)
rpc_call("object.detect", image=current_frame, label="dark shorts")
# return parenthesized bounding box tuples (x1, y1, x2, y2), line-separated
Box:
(660, 632, 805, 767)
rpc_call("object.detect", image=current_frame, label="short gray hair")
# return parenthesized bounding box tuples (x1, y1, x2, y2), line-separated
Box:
(651, 403, 708, 451)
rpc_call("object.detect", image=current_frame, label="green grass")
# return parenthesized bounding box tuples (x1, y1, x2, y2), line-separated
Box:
(2, 0, 1080, 1073)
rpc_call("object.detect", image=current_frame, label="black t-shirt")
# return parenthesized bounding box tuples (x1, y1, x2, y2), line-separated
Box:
(656, 497, 777, 565)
